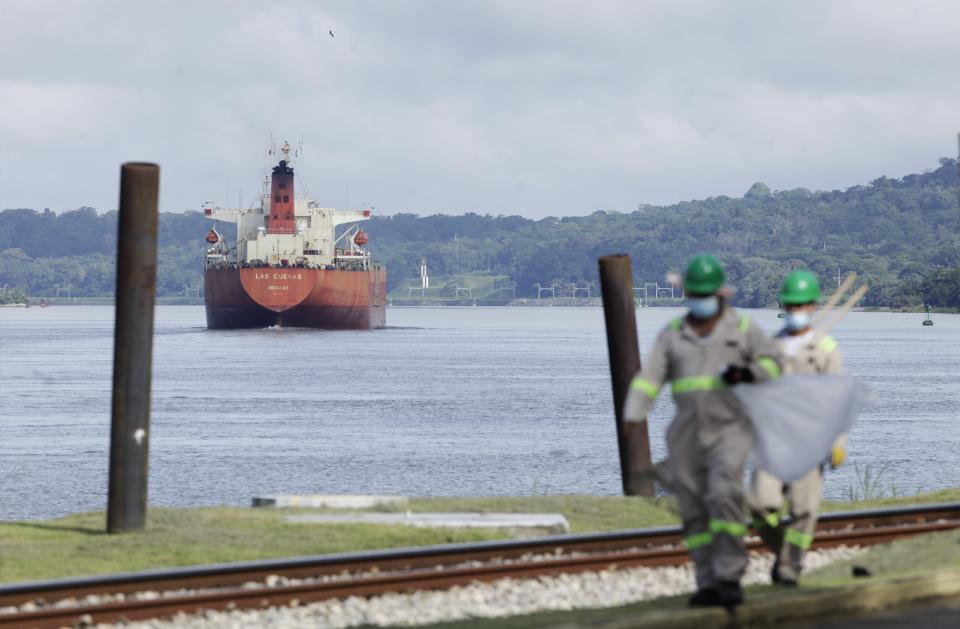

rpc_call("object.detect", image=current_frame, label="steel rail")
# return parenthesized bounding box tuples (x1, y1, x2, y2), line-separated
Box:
(2, 502, 958, 628)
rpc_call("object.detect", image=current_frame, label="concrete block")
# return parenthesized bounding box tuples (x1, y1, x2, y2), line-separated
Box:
(251, 495, 409, 509)
(286, 512, 571, 534)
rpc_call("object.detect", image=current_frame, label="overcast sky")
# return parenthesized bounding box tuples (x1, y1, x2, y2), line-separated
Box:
(1, 1, 958, 218)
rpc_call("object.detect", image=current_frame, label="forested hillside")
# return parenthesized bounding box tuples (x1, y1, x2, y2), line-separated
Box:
(0, 210, 220, 299)
(2, 158, 958, 308)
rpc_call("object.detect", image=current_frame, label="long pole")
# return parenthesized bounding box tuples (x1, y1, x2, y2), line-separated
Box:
(107, 162, 160, 533)
(598, 254, 654, 497)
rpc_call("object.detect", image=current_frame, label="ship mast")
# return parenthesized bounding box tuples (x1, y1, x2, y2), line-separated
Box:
(279, 140, 297, 163)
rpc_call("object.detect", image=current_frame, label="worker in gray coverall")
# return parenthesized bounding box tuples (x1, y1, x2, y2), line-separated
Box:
(624, 254, 782, 608)
(749, 270, 846, 586)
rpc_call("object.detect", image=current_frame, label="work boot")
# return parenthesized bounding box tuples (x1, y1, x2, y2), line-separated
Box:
(777, 553, 802, 587)
(717, 580, 743, 608)
(688, 588, 720, 607)
(776, 565, 799, 587)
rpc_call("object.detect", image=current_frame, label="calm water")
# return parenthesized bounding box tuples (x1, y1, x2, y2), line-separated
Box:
(1, 306, 958, 521)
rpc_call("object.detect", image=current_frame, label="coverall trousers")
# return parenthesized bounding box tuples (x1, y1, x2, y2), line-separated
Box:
(750, 466, 821, 581)
(668, 409, 753, 589)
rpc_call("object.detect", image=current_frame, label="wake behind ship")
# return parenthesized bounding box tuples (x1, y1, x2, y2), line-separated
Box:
(203, 141, 386, 329)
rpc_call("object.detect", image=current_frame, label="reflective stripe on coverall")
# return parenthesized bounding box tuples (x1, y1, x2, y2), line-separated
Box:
(748, 332, 843, 582)
(623, 307, 782, 589)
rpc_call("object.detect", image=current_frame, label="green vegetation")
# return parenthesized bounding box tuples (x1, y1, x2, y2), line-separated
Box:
(0, 497, 677, 583)
(1, 158, 958, 308)
(0, 286, 27, 305)
(373, 158, 960, 310)
(0, 208, 211, 302)
(807, 529, 960, 587)
(387, 273, 516, 305)
(920, 265, 960, 311)
(820, 486, 960, 512)
(839, 462, 905, 502)
(0, 507, 506, 584)
(3, 489, 958, 583)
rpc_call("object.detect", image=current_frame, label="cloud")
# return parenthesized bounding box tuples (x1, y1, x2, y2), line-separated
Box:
(1, 0, 958, 217)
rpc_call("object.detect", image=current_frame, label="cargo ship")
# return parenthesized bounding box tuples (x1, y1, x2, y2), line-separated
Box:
(203, 141, 386, 329)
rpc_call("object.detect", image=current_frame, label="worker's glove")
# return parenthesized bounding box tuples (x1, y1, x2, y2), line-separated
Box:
(721, 365, 755, 386)
(830, 446, 846, 469)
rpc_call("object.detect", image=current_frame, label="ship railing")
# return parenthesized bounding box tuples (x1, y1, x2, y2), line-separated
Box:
(341, 264, 370, 271)
(205, 260, 236, 271)
(335, 248, 370, 258)
(206, 260, 375, 272)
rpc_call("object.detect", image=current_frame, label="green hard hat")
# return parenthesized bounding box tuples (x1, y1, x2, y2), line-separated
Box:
(779, 270, 821, 305)
(684, 254, 725, 294)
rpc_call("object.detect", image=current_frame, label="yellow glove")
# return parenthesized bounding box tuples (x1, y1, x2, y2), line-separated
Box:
(831, 446, 846, 469)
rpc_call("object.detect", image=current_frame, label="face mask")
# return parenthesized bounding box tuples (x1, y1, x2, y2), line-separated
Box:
(688, 296, 719, 319)
(785, 311, 811, 331)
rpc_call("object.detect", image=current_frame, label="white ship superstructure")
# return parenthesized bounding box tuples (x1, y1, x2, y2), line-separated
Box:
(204, 141, 371, 270)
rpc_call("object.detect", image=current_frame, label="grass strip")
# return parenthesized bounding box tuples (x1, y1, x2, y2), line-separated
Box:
(2, 488, 957, 583)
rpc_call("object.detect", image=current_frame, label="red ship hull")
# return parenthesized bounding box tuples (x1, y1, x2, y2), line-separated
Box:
(205, 267, 386, 329)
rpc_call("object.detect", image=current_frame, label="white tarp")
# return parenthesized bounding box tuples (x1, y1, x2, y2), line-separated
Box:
(731, 375, 871, 483)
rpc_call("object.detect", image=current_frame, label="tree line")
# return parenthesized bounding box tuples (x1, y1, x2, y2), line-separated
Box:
(1, 158, 958, 309)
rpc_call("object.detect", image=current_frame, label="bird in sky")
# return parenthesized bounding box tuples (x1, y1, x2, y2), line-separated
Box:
(329, 30, 334, 38)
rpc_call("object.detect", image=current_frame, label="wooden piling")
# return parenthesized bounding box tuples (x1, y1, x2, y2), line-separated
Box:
(107, 163, 160, 533)
(598, 254, 654, 497)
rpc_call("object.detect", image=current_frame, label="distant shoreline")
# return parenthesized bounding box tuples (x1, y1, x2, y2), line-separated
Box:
(6, 299, 955, 314)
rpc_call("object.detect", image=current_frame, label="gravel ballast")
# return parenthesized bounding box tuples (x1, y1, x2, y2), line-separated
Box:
(102, 546, 864, 628)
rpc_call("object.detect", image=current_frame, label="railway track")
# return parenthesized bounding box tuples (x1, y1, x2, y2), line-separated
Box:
(2, 502, 957, 628)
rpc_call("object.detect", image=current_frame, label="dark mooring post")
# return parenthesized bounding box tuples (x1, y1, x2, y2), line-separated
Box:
(598, 254, 654, 497)
(107, 163, 160, 533)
